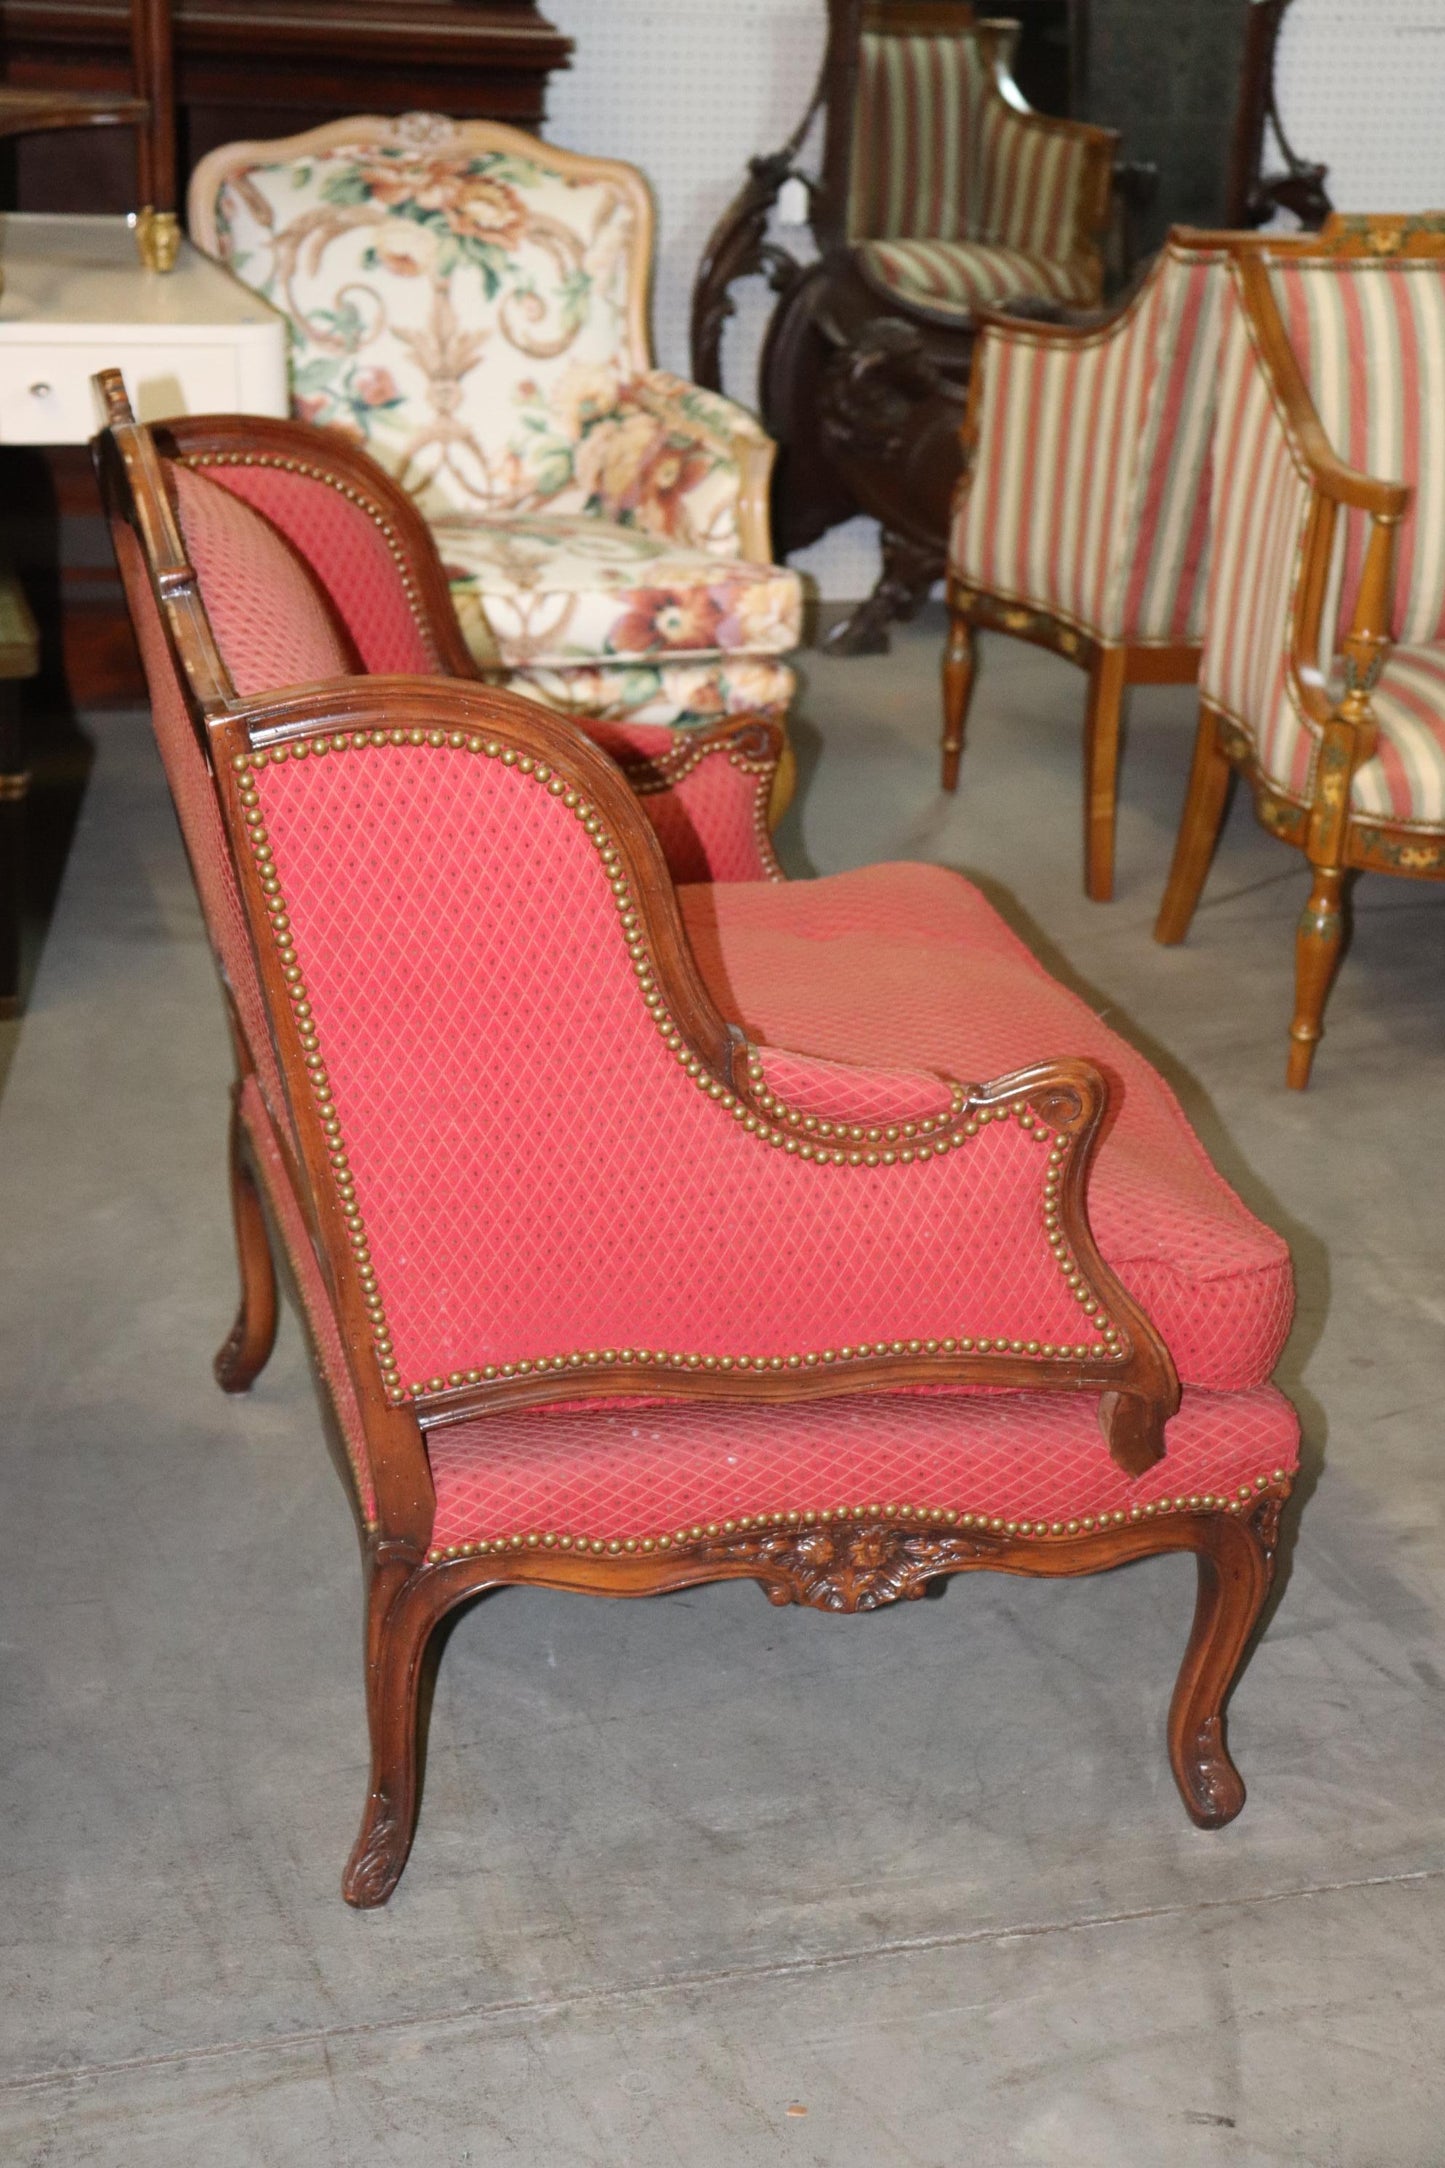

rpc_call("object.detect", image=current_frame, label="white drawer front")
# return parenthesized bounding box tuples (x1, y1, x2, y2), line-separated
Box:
(0, 336, 284, 444)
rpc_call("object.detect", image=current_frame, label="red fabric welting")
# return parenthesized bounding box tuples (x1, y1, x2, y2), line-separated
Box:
(678, 864, 1294, 1391)
(425, 1383, 1299, 1553)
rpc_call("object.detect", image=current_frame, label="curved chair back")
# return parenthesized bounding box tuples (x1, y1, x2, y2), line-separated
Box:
(188, 115, 655, 521)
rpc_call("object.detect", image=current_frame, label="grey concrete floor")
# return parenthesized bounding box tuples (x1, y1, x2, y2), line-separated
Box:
(2, 610, 1443, 2165)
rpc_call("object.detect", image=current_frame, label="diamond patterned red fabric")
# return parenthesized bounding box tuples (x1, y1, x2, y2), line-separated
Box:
(170, 464, 358, 695)
(192, 456, 443, 676)
(425, 1382, 1298, 1551)
(574, 716, 777, 881)
(678, 866, 1294, 1390)
(757, 1046, 957, 1125)
(255, 745, 1098, 1389)
(240, 1075, 376, 1522)
(112, 522, 294, 1143)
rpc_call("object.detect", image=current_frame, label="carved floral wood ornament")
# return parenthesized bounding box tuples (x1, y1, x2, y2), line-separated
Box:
(96, 371, 1299, 1907)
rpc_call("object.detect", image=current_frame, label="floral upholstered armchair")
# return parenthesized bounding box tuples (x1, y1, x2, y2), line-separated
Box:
(187, 114, 802, 740)
(97, 370, 1299, 1904)
(1156, 217, 1445, 1086)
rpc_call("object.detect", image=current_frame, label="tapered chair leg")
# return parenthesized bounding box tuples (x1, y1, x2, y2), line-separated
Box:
(343, 1558, 442, 1907)
(1155, 708, 1233, 945)
(941, 612, 977, 792)
(214, 1098, 279, 1393)
(1287, 864, 1348, 1089)
(1168, 1507, 1277, 1828)
(1082, 646, 1128, 900)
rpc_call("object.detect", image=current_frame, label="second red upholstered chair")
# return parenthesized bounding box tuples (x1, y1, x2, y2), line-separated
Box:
(96, 374, 1299, 1905)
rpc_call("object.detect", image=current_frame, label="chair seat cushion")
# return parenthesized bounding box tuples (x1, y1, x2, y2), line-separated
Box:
(677, 863, 1294, 1391)
(853, 238, 1094, 324)
(431, 511, 802, 672)
(426, 1382, 1298, 1558)
(502, 657, 796, 732)
(1350, 642, 1445, 827)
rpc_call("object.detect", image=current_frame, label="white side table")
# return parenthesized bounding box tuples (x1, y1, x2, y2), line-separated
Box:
(0, 211, 288, 442)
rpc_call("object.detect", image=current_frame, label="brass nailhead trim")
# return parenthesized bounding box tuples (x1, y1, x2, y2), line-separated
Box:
(235, 735, 1122, 1404)
(427, 1474, 1293, 1562)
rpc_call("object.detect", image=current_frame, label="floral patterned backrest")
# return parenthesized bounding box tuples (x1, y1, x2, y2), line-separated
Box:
(189, 115, 656, 525)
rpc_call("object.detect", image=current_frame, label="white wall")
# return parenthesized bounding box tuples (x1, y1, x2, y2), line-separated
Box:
(543, 0, 882, 602)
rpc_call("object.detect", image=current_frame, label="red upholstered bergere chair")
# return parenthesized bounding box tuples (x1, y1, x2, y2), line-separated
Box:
(1156, 217, 1445, 1086)
(943, 233, 1234, 901)
(96, 369, 1299, 1906)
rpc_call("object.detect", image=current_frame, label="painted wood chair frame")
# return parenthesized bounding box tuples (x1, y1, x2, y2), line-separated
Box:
(941, 229, 1236, 901)
(690, 0, 1119, 653)
(96, 370, 1296, 1907)
(1156, 217, 1445, 1087)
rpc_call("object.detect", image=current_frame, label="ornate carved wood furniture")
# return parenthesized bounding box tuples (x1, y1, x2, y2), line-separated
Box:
(187, 114, 802, 749)
(0, 0, 179, 271)
(97, 372, 1298, 1902)
(1227, 0, 1445, 230)
(942, 231, 1232, 900)
(1156, 217, 1445, 1087)
(692, 0, 1118, 651)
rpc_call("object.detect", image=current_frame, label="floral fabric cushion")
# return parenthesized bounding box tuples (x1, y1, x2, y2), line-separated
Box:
(434, 512, 801, 671)
(505, 658, 796, 731)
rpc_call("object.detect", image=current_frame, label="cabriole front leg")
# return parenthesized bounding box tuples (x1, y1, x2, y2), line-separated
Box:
(343, 1552, 445, 1908)
(1167, 1502, 1281, 1827)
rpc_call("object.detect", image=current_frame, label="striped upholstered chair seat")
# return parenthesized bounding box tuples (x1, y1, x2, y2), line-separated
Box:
(845, 16, 1111, 331)
(942, 233, 1231, 899)
(1157, 223, 1445, 1083)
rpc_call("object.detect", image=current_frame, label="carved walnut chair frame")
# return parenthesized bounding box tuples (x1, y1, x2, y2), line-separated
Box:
(691, 0, 1120, 655)
(97, 373, 1291, 1906)
(1156, 217, 1445, 1087)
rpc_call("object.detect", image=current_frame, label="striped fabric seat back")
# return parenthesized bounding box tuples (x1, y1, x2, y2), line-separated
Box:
(1199, 293, 1324, 800)
(1270, 260, 1445, 647)
(1109, 248, 1231, 642)
(951, 243, 1227, 644)
(847, 30, 991, 242)
(972, 93, 1089, 270)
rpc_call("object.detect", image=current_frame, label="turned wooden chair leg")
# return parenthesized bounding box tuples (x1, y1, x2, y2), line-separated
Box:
(1082, 646, 1128, 901)
(1287, 863, 1349, 1089)
(343, 1557, 441, 1908)
(1155, 707, 1232, 945)
(940, 612, 977, 792)
(214, 1096, 279, 1394)
(1168, 1506, 1278, 1828)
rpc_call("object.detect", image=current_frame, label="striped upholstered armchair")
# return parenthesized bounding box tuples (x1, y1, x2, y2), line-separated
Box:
(692, 0, 1120, 652)
(1156, 217, 1445, 1086)
(841, 7, 1116, 326)
(943, 233, 1232, 900)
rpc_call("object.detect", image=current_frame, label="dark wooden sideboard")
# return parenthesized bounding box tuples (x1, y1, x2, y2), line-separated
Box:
(0, 0, 573, 707)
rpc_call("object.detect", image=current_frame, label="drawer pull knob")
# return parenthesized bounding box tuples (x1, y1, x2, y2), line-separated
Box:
(28, 382, 52, 399)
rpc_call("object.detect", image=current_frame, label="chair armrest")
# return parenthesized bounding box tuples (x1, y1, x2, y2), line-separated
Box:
(580, 714, 784, 883)
(624, 370, 779, 563)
